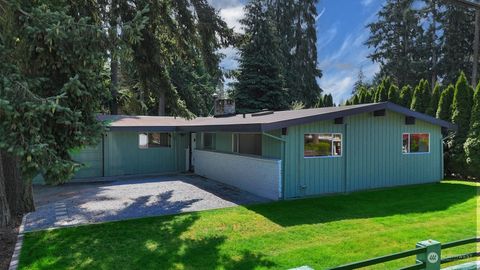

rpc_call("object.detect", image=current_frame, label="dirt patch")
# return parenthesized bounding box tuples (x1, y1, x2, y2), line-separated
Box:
(0, 216, 22, 270)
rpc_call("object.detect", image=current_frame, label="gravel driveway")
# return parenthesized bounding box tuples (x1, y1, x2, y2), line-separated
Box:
(24, 174, 268, 232)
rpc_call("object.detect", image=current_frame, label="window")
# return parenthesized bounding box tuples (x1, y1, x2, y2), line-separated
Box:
(138, 132, 171, 149)
(203, 133, 215, 150)
(233, 133, 262, 156)
(402, 133, 429, 154)
(304, 133, 342, 157)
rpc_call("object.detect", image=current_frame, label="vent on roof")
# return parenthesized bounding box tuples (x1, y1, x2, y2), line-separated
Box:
(251, 110, 274, 117)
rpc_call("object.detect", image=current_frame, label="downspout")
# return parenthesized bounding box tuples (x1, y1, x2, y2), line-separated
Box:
(102, 134, 105, 177)
(262, 132, 286, 199)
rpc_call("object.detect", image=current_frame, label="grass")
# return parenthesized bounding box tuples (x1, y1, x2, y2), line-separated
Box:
(19, 181, 478, 270)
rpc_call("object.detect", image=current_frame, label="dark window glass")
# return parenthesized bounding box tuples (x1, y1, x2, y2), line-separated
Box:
(233, 133, 262, 156)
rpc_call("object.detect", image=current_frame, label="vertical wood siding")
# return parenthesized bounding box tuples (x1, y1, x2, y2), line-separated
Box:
(284, 120, 345, 198)
(103, 131, 187, 177)
(284, 110, 443, 198)
(70, 143, 103, 178)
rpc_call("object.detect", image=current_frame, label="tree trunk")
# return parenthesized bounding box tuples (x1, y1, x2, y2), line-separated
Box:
(473, 9, 479, 87)
(2, 152, 35, 215)
(158, 91, 166, 116)
(0, 152, 12, 228)
(431, 0, 437, 88)
(109, 0, 119, 115)
(110, 57, 119, 115)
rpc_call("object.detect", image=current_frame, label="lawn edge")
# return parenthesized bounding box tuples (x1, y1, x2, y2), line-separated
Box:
(8, 215, 26, 270)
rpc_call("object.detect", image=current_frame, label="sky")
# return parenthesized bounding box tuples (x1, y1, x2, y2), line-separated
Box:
(209, 0, 384, 104)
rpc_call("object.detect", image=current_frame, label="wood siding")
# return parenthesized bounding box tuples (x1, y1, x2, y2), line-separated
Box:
(284, 110, 443, 198)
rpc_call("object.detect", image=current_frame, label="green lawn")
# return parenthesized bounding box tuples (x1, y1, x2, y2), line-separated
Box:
(19, 181, 478, 270)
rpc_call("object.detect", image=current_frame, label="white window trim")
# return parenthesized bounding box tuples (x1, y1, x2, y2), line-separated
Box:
(138, 132, 172, 149)
(402, 132, 430, 155)
(303, 133, 343, 159)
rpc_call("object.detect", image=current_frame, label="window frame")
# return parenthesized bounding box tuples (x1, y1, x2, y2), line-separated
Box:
(231, 133, 263, 156)
(402, 133, 430, 155)
(138, 132, 172, 149)
(303, 133, 343, 159)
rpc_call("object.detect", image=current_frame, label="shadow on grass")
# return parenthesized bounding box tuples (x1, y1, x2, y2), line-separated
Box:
(246, 182, 477, 227)
(20, 196, 275, 270)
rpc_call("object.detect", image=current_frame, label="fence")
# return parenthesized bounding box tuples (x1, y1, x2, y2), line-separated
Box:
(329, 237, 479, 270)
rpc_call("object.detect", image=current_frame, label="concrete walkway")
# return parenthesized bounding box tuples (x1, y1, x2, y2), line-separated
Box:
(24, 174, 268, 232)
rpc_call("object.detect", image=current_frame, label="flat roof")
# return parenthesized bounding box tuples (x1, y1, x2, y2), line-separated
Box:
(98, 102, 456, 132)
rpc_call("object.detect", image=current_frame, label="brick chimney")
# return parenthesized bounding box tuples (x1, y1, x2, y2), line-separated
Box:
(214, 98, 235, 117)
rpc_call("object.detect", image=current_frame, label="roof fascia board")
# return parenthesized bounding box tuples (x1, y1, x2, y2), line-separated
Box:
(384, 102, 457, 130)
(178, 124, 263, 132)
(261, 103, 387, 131)
(107, 126, 178, 132)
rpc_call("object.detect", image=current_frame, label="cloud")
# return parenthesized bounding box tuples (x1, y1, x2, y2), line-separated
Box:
(361, 0, 374, 7)
(219, 5, 245, 33)
(218, 46, 240, 70)
(316, 7, 326, 21)
(319, 29, 379, 104)
(317, 23, 338, 52)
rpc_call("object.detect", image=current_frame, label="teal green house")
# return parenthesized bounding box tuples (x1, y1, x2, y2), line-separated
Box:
(70, 102, 455, 200)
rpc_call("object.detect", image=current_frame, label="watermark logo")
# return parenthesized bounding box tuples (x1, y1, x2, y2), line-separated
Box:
(427, 252, 439, 264)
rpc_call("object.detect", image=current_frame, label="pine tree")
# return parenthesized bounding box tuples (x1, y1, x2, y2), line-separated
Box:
(450, 72, 474, 174)
(352, 94, 360, 105)
(426, 83, 441, 116)
(410, 79, 430, 113)
(235, 0, 287, 112)
(464, 83, 480, 178)
(436, 84, 455, 121)
(399, 85, 412, 107)
(365, 0, 425, 86)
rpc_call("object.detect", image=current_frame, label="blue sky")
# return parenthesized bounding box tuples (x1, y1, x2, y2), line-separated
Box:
(210, 0, 384, 104)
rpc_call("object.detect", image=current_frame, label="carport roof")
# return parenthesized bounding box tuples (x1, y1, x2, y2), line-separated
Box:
(98, 102, 456, 132)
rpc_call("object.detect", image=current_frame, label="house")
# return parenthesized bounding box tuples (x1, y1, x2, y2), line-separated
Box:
(68, 102, 455, 200)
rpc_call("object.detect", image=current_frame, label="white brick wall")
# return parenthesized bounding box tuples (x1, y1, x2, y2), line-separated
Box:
(193, 150, 282, 200)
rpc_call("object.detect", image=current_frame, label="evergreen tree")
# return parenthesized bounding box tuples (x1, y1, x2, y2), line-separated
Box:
(273, 0, 322, 107)
(234, 0, 287, 112)
(464, 83, 480, 178)
(365, 0, 425, 86)
(352, 94, 360, 105)
(418, 0, 442, 87)
(353, 67, 367, 94)
(364, 88, 374, 103)
(375, 77, 390, 102)
(410, 79, 430, 113)
(426, 83, 442, 116)
(438, 3, 476, 85)
(399, 85, 412, 107)
(436, 84, 455, 121)
(0, 1, 109, 224)
(323, 94, 334, 107)
(450, 72, 474, 174)
(387, 84, 399, 104)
